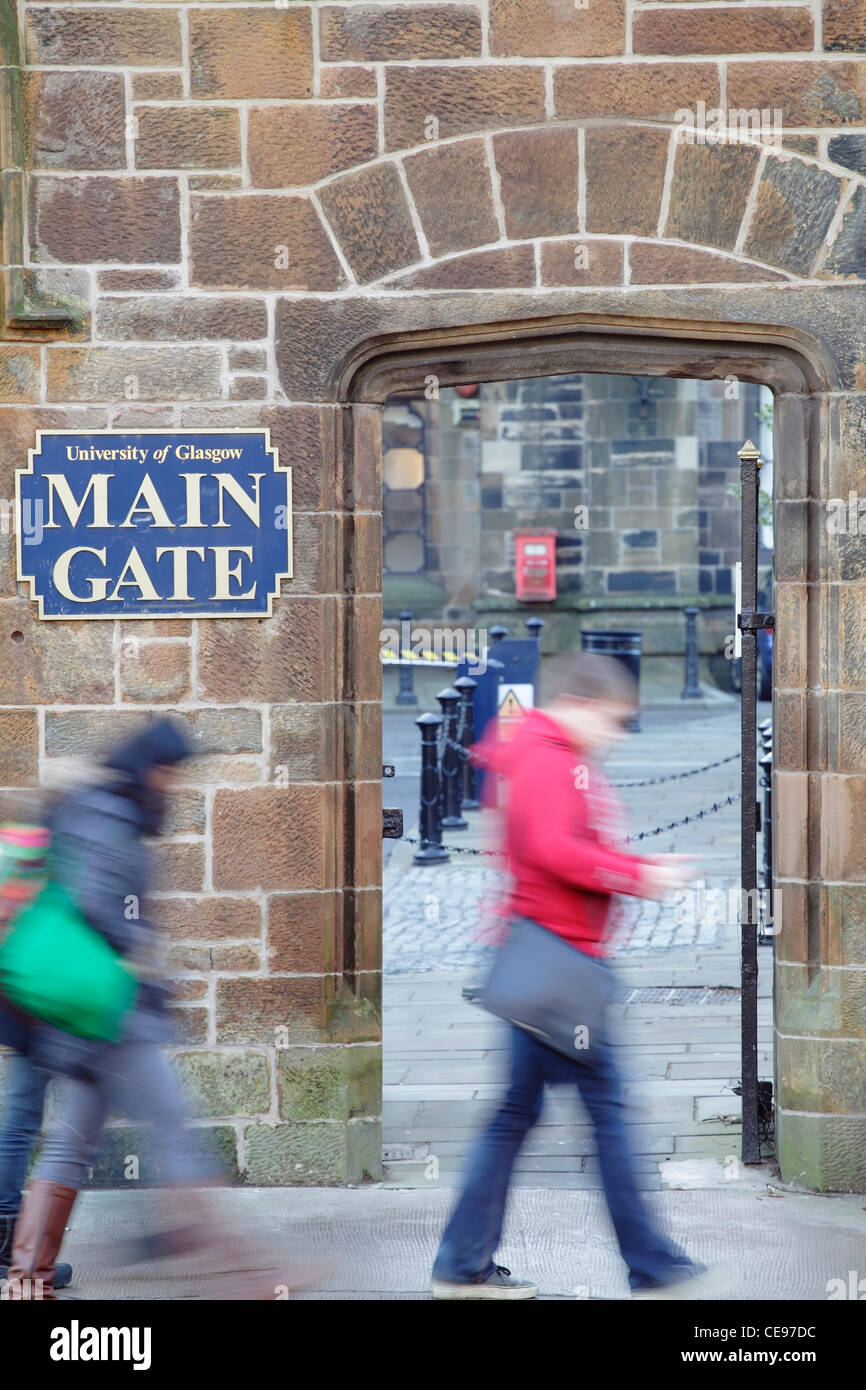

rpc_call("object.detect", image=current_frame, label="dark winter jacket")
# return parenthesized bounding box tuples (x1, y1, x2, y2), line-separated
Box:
(49, 782, 162, 1022)
(0, 719, 192, 1075)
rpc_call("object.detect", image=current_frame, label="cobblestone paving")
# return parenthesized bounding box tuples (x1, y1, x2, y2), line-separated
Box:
(384, 699, 749, 974)
(384, 862, 500, 975)
(383, 865, 725, 974)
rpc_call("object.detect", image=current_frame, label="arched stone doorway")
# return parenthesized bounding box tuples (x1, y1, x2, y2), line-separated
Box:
(317, 303, 863, 1192)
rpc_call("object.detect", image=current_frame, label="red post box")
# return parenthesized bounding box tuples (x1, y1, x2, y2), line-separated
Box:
(515, 530, 557, 602)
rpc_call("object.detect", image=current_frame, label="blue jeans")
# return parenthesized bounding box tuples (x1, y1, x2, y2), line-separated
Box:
(35, 1041, 216, 1191)
(433, 1025, 687, 1292)
(0, 1052, 48, 1217)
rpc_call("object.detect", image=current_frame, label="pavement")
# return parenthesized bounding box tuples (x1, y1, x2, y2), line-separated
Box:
(381, 963, 772, 1191)
(48, 1184, 866, 1301)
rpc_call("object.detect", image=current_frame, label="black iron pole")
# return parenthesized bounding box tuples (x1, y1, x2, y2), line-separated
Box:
(413, 712, 448, 864)
(738, 439, 762, 1164)
(681, 605, 701, 699)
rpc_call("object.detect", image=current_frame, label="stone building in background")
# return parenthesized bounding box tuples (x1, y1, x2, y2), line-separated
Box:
(382, 374, 772, 686)
(1, 0, 865, 1189)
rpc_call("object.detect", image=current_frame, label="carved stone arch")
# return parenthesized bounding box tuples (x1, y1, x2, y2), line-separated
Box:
(311, 123, 866, 293)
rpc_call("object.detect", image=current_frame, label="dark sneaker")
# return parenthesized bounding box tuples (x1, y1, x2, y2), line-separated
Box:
(431, 1265, 539, 1300)
(632, 1261, 727, 1300)
(1, 1216, 71, 1290)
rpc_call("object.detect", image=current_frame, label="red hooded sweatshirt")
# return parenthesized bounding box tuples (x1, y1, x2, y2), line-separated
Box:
(473, 707, 654, 957)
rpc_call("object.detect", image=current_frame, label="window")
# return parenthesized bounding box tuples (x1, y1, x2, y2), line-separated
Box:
(382, 402, 427, 575)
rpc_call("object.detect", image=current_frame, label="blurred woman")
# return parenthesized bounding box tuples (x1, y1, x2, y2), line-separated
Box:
(3, 719, 220, 1300)
(0, 820, 71, 1289)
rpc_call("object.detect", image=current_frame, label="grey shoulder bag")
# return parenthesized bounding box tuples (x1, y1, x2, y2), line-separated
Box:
(480, 915, 617, 1064)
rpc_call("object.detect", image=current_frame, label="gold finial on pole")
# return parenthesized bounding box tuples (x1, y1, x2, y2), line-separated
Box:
(737, 439, 763, 469)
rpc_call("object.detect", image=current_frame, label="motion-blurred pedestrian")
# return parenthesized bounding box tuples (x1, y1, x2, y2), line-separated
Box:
(0, 818, 71, 1290)
(0, 720, 283, 1300)
(431, 653, 717, 1300)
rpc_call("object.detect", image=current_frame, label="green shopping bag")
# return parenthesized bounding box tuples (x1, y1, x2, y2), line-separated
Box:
(0, 882, 137, 1041)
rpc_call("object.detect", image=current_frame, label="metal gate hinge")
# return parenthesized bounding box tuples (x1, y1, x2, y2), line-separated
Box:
(737, 611, 775, 632)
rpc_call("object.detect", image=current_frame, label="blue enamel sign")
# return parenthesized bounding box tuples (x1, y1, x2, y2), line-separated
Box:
(16, 431, 292, 619)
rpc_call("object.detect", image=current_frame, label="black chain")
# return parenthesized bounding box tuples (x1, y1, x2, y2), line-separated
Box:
(422, 739, 746, 781)
(433, 744, 740, 779)
(435, 722, 447, 761)
(456, 705, 467, 744)
(400, 745, 743, 858)
(611, 752, 741, 788)
(402, 789, 742, 857)
(402, 837, 497, 856)
(620, 791, 742, 843)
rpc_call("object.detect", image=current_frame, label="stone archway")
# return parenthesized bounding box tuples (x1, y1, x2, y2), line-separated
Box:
(294, 295, 866, 1191)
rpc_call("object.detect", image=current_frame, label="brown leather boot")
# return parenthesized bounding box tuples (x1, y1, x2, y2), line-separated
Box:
(3, 1181, 77, 1301)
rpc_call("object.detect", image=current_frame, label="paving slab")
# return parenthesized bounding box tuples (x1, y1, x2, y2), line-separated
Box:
(673, 1135, 746, 1156)
(695, 1094, 742, 1120)
(47, 1184, 866, 1301)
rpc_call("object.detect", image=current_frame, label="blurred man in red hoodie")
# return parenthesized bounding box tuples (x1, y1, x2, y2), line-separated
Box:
(431, 652, 709, 1300)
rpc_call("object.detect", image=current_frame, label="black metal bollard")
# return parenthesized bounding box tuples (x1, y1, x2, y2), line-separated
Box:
(437, 687, 468, 830)
(489, 624, 509, 645)
(454, 675, 479, 811)
(395, 609, 417, 706)
(413, 713, 448, 864)
(681, 605, 701, 699)
(525, 616, 545, 644)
